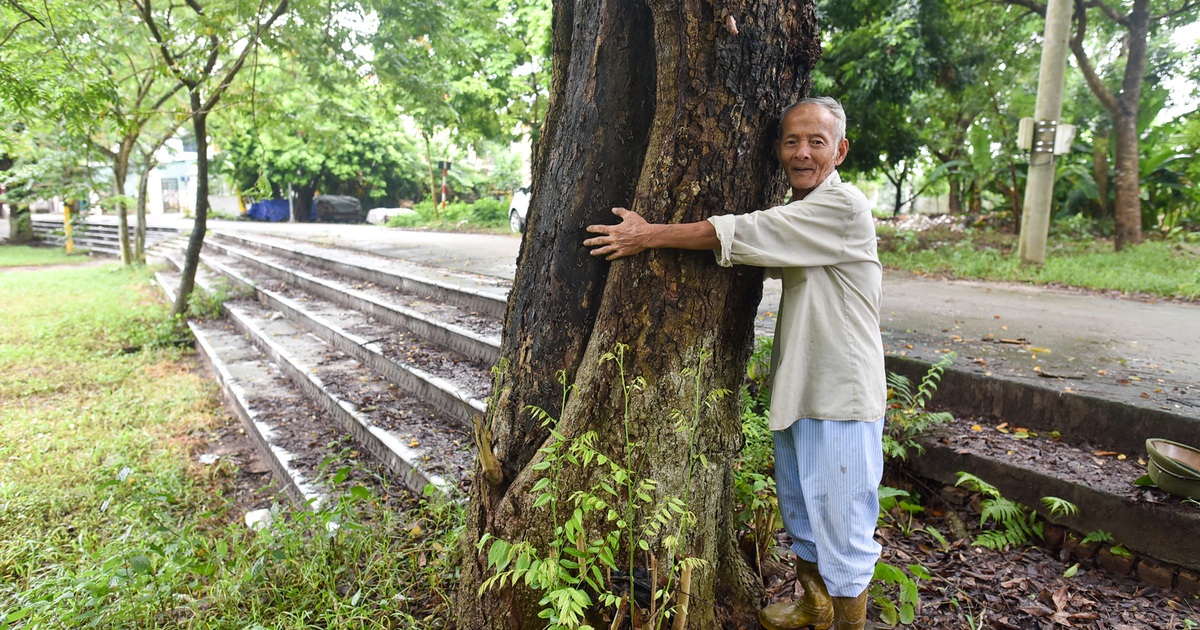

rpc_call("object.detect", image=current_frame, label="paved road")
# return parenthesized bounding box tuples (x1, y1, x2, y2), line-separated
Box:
(7, 214, 1197, 417)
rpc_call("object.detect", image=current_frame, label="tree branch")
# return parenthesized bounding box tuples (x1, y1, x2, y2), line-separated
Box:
(1153, 0, 1199, 20)
(200, 0, 289, 113)
(0, 17, 36, 48)
(1, 0, 44, 27)
(129, 0, 192, 89)
(1069, 0, 1120, 115)
(1000, 0, 1048, 18)
(1082, 0, 1127, 25)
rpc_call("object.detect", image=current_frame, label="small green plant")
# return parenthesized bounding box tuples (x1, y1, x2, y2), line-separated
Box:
(878, 486, 925, 536)
(186, 277, 252, 320)
(479, 344, 718, 628)
(871, 561, 930, 625)
(955, 472, 1044, 550)
(1080, 529, 1113, 545)
(950, 593, 988, 629)
(1041, 496, 1078, 519)
(883, 352, 956, 460)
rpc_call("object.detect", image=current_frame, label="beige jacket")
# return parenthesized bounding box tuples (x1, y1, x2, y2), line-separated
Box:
(707, 171, 886, 430)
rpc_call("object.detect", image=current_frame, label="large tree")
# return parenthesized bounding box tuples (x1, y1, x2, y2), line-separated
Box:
(456, 1, 819, 627)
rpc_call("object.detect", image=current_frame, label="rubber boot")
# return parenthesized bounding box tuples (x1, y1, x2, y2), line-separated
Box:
(759, 559, 834, 630)
(831, 590, 869, 630)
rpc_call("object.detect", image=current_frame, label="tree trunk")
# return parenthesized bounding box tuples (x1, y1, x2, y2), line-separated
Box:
(457, 1, 819, 627)
(135, 161, 153, 264)
(1061, 0, 1147, 250)
(888, 163, 907, 217)
(422, 131, 439, 220)
(947, 178, 962, 215)
(8, 204, 33, 243)
(172, 90, 209, 318)
(1109, 0, 1148, 251)
(1092, 128, 1109, 219)
(113, 136, 137, 265)
(1111, 113, 1142, 250)
(294, 184, 316, 222)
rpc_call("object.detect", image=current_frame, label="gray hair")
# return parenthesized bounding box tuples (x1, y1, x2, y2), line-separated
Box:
(779, 97, 846, 143)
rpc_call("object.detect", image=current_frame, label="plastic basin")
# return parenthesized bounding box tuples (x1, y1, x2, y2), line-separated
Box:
(1145, 438, 1200, 480)
(1147, 459, 1200, 501)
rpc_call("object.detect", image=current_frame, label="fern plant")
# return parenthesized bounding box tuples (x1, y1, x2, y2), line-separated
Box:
(884, 352, 956, 460)
(955, 472, 1045, 550)
(478, 344, 717, 628)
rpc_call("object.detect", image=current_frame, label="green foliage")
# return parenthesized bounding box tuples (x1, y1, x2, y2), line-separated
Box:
(880, 229, 1200, 300)
(955, 472, 1044, 550)
(369, 0, 552, 144)
(183, 278, 252, 321)
(479, 344, 716, 627)
(0, 263, 462, 627)
(0, 245, 87, 268)
(883, 352, 956, 460)
(872, 561, 930, 626)
(213, 84, 426, 207)
(387, 197, 513, 230)
(1041, 496, 1079, 519)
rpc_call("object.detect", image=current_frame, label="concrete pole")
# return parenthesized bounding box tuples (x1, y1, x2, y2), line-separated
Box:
(1018, 0, 1072, 265)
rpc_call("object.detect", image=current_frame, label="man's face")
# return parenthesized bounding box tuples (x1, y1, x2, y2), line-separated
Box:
(776, 105, 850, 200)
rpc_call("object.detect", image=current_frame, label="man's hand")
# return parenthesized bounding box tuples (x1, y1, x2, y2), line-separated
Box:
(584, 207, 655, 261)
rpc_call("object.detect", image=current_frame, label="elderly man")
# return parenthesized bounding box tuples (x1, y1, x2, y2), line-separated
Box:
(584, 97, 885, 630)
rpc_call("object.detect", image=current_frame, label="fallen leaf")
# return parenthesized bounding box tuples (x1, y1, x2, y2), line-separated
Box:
(971, 424, 983, 432)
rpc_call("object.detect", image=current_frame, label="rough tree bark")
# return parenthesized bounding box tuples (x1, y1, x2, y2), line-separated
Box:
(457, 1, 819, 627)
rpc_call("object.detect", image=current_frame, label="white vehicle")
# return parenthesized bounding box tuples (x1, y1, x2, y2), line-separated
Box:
(509, 187, 530, 233)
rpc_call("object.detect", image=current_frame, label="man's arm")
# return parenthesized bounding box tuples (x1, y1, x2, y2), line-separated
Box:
(584, 207, 718, 261)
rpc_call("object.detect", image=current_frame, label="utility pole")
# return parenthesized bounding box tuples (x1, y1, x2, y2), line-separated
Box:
(1017, 0, 1072, 265)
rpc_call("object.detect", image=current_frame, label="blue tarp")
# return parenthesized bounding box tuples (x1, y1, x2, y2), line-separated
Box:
(245, 199, 290, 222)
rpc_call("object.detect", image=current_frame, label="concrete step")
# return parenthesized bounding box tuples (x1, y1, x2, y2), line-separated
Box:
(155, 270, 332, 509)
(32, 219, 180, 257)
(167, 246, 491, 430)
(203, 236, 501, 365)
(210, 230, 508, 319)
(160, 249, 476, 500)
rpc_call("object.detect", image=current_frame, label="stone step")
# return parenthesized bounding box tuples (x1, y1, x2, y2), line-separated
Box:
(155, 270, 333, 509)
(160, 249, 477, 500)
(158, 230, 1200, 585)
(165, 246, 491, 430)
(202, 236, 501, 365)
(210, 230, 508, 319)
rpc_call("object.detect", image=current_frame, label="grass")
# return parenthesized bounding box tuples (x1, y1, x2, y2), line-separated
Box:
(877, 225, 1200, 300)
(0, 245, 92, 268)
(0, 262, 459, 629)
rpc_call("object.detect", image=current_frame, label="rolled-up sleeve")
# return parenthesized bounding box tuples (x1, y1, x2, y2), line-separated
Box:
(706, 175, 876, 270)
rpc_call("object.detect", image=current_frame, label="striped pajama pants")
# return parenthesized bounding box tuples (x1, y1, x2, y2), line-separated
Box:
(773, 417, 885, 597)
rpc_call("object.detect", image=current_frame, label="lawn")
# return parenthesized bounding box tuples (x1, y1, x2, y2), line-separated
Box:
(0, 245, 91, 268)
(0, 260, 458, 629)
(876, 224, 1200, 300)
